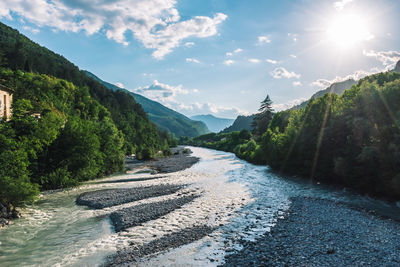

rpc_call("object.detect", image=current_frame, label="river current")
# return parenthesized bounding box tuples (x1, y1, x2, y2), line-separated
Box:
(0, 147, 399, 266)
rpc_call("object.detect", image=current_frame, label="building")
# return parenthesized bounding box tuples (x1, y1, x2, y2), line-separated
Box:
(0, 84, 13, 120)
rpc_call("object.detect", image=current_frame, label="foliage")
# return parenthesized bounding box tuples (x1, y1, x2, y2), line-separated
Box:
(221, 115, 256, 133)
(260, 72, 400, 199)
(180, 129, 264, 164)
(252, 94, 274, 137)
(0, 22, 176, 155)
(188, 73, 400, 199)
(85, 71, 210, 137)
(0, 68, 163, 207)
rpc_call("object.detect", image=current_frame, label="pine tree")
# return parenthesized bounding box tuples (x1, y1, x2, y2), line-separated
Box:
(253, 94, 274, 137)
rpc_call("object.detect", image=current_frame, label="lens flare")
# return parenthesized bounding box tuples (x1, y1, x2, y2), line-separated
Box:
(326, 13, 374, 48)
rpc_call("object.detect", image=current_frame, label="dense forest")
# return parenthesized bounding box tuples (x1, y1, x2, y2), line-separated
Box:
(184, 71, 400, 200)
(0, 22, 177, 155)
(221, 115, 256, 133)
(0, 23, 176, 210)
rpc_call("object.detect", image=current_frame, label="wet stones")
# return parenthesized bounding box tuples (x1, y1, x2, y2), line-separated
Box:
(76, 184, 185, 209)
(147, 150, 200, 174)
(110, 194, 199, 232)
(107, 225, 215, 266)
(222, 197, 400, 266)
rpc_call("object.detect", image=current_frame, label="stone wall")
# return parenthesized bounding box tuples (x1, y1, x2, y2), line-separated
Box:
(0, 89, 13, 120)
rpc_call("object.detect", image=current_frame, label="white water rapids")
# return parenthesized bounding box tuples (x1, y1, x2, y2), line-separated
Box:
(0, 147, 398, 266)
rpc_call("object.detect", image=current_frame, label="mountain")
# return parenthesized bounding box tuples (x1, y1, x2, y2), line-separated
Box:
(391, 60, 400, 73)
(293, 79, 357, 110)
(190, 114, 234, 132)
(84, 71, 209, 137)
(0, 22, 178, 207)
(293, 61, 400, 110)
(221, 115, 256, 133)
(0, 21, 168, 155)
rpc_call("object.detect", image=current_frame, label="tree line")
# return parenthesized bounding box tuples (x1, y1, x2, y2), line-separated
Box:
(0, 22, 177, 211)
(183, 72, 400, 200)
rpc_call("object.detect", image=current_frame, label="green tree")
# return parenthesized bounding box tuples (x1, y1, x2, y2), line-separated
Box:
(253, 94, 274, 137)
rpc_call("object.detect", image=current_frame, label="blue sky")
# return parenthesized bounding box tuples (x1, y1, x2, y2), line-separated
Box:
(1, 0, 399, 118)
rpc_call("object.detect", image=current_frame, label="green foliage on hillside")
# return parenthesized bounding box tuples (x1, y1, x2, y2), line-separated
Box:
(0, 22, 175, 155)
(0, 69, 121, 206)
(84, 71, 210, 137)
(262, 72, 400, 198)
(187, 72, 400, 199)
(221, 115, 256, 133)
(0, 23, 175, 208)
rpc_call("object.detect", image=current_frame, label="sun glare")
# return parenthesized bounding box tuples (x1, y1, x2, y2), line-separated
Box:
(326, 13, 373, 48)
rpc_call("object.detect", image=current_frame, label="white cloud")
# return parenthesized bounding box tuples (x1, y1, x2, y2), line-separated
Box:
(134, 81, 247, 118)
(248, 58, 261, 63)
(363, 49, 400, 68)
(181, 102, 249, 118)
(311, 69, 376, 88)
(333, 0, 354, 11)
(223, 59, 235, 66)
(288, 33, 298, 42)
(266, 59, 278, 64)
(1, 0, 227, 59)
(311, 79, 332, 88)
(116, 82, 125, 88)
(292, 81, 302, 87)
(184, 42, 195, 47)
(290, 54, 297, 58)
(134, 80, 188, 104)
(226, 48, 242, 57)
(258, 36, 271, 44)
(186, 58, 200, 64)
(272, 98, 307, 111)
(22, 26, 40, 34)
(270, 67, 301, 79)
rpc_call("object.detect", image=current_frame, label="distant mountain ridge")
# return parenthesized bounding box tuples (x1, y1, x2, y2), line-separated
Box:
(391, 60, 400, 73)
(293, 79, 357, 110)
(84, 71, 209, 137)
(221, 115, 256, 133)
(191, 114, 234, 132)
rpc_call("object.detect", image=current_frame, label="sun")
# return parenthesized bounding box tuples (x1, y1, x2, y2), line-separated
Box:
(326, 13, 373, 48)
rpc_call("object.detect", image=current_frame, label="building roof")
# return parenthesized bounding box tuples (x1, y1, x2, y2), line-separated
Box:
(0, 84, 14, 94)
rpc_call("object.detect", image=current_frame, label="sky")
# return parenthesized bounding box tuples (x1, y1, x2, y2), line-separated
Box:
(1, 0, 399, 119)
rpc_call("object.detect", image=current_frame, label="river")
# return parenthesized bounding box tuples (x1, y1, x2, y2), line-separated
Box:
(0, 147, 399, 266)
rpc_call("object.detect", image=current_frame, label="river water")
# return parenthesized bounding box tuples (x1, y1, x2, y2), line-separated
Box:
(0, 147, 399, 266)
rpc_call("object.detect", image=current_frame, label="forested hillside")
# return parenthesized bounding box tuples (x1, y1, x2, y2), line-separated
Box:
(0, 22, 171, 154)
(185, 71, 400, 199)
(293, 79, 357, 110)
(84, 71, 209, 137)
(221, 115, 256, 133)
(0, 22, 174, 210)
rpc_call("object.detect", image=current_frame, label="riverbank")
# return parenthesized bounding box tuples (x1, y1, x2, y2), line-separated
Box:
(0, 203, 19, 229)
(0, 146, 199, 229)
(222, 197, 400, 266)
(147, 147, 200, 173)
(73, 146, 211, 265)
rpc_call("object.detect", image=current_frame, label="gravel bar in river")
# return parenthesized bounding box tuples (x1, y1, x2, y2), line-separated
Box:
(110, 194, 199, 232)
(76, 184, 185, 209)
(107, 225, 215, 266)
(147, 150, 200, 173)
(222, 197, 400, 267)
